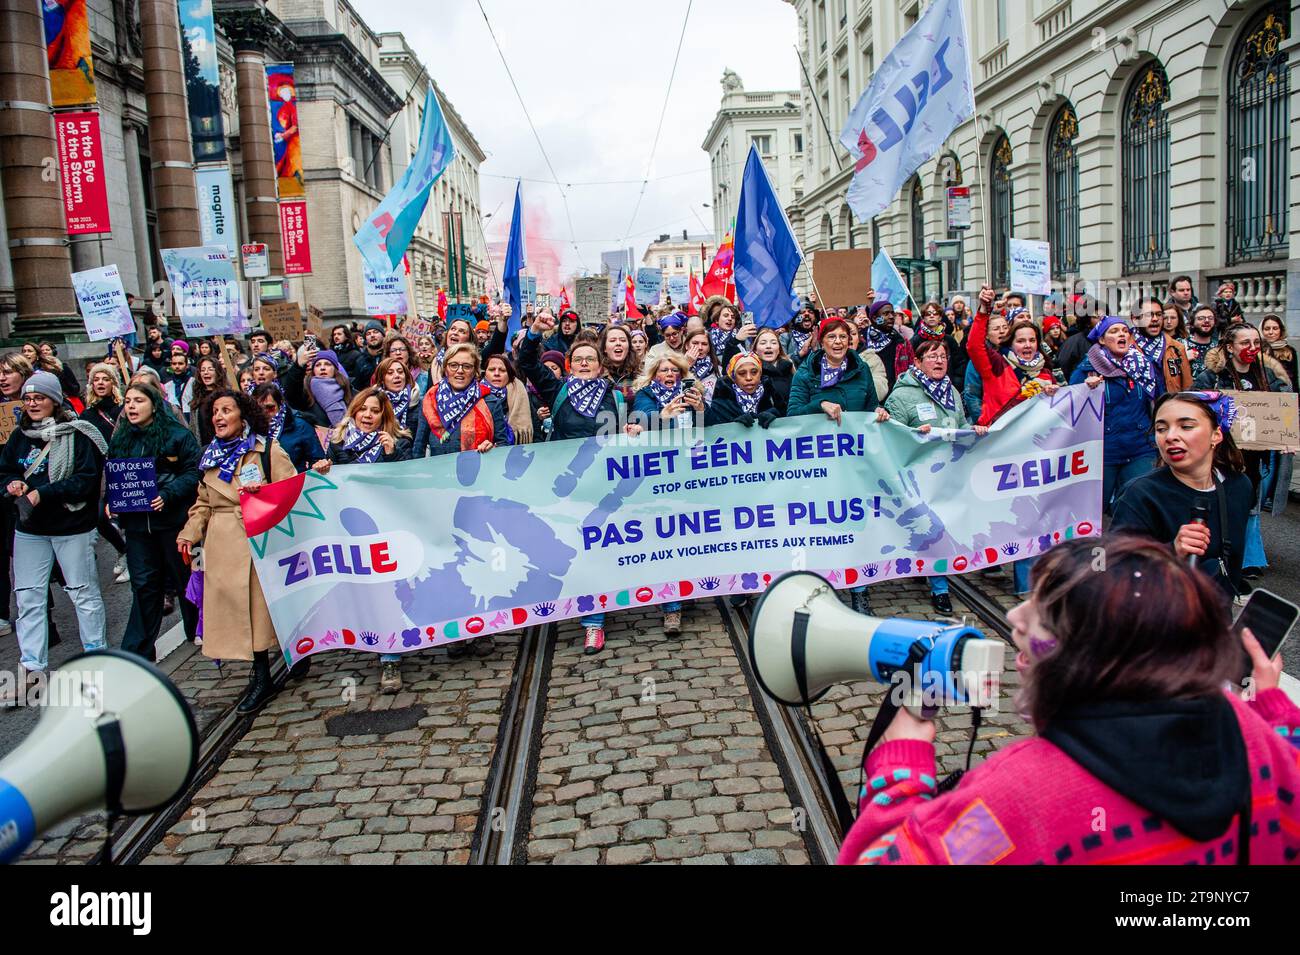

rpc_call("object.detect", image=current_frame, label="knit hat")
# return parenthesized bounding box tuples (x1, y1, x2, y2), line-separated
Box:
(541, 350, 567, 368)
(312, 349, 343, 373)
(88, 362, 122, 390)
(22, 370, 63, 405)
(1087, 315, 1129, 343)
(659, 312, 686, 329)
(170, 339, 190, 354)
(1043, 315, 1064, 333)
(251, 353, 280, 375)
(474, 320, 490, 332)
(365, 319, 385, 333)
(868, 300, 894, 321)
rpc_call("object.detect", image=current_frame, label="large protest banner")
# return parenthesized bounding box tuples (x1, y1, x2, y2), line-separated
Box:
(244, 386, 1104, 665)
(160, 246, 248, 336)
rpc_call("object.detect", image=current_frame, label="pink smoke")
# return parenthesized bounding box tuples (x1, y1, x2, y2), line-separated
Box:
(487, 202, 565, 299)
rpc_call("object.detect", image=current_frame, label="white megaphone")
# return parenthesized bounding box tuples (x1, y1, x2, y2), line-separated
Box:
(749, 571, 1006, 711)
(0, 649, 198, 864)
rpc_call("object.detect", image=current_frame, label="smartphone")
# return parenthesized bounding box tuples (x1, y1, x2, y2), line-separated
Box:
(1236, 588, 1299, 682)
(742, 311, 756, 326)
(304, 333, 318, 348)
(682, 378, 697, 392)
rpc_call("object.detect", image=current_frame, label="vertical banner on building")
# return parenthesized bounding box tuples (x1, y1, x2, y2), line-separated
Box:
(363, 263, 408, 317)
(280, 200, 313, 275)
(54, 111, 110, 235)
(71, 265, 135, 340)
(161, 246, 249, 336)
(443, 212, 459, 300)
(196, 165, 238, 255)
(43, 0, 97, 108)
(178, 0, 227, 162)
(266, 64, 304, 198)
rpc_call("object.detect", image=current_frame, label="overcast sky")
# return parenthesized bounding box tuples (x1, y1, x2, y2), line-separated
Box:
(350, 0, 801, 291)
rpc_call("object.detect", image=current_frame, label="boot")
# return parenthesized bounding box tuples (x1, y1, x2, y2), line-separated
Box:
(287, 657, 312, 681)
(849, 588, 873, 616)
(662, 611, 682, 636)
(931, 592, 954, 616)
(236, 650, 276, 713)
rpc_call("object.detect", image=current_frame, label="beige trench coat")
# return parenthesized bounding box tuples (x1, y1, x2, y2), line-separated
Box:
(178, 438, 296, 661)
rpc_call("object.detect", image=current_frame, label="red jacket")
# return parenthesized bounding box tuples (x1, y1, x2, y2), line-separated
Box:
(966, 306, 1053, 426)
(838, 689, 1300, 865)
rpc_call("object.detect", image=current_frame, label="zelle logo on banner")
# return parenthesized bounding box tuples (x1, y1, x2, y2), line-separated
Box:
(50, 885, 151, 935)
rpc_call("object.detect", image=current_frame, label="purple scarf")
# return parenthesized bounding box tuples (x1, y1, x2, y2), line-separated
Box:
(267, 403, 288, 442)
(735, 384, 765, 415)
(565, 376, 610, 418)
(648, 380, 682, 408)
(340, 420, 383, 464)
(199, 425, 256, 483)
(820, 357, 846, 388)
(1135, 332, 1166, 367)
(690, 357, 714, 381)
(308, 375, 347, 426)
(383, 386, 414, 423)
(708, 326, 734, 356)
(435, 379, 480, 434)
(863, 326, 892, 352)
(1087, 343, 1160, 399)
(911, 368, 957, 412)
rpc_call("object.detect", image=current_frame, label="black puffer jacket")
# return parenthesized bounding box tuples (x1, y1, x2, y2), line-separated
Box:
(0, 419, 105, 536)
(106, 418, 201, 532)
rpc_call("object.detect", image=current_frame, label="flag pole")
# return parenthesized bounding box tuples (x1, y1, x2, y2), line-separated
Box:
(955, 0, 990, 290)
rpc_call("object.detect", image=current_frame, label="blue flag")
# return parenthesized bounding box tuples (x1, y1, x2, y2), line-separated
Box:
(871, 249, 912, 309)
(502, 183, 527, 340)
(354, 87, 456, 276)
(733, 145, 802, 329)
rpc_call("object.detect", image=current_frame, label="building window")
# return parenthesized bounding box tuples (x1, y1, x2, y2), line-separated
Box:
(1227, 2, 1291, 264)
(792, 131, 804, 154)
(996, 0, 1008, 43)
(1045, 103, 1080, 280)
(910, 178, 925, 260)
(1122, 61, 1171, 274)
(752, 134, 772, 156)
(659, 257, 668, 270)
(675, 255, 684, 269)
(989, 133, 1014, 289)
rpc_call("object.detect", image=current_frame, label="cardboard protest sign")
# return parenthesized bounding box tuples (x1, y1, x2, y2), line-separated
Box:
(106, 458, 158, 513)
(260, 301, 303, 343)
(0, 401, 22, 444)
(811, 249, 874, 307)
(1228, 390, 1300, 453)
(575, 276, 610, 319)
(306, 305, 326, 340)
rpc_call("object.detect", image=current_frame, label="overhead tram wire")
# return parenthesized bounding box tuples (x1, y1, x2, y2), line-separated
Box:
(476, 0, 589, 273)
(617, 0, 693, 254)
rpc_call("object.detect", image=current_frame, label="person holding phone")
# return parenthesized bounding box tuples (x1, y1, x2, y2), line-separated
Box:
(1113, 391, 1253, 602)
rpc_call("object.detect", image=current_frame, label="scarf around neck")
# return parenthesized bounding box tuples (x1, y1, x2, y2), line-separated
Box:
(863, 326, 892, 352)
(340, 420, 383, 464)
(819, 355, 846, 388)
(199, 425, 256, 482)
(564, 376, 610, 418)
(1002, 348, 1047, 380)
(267, 403, 288, 442)
(308, 375, 347, 425)
(1136, 331, 1167, 367)
(21, 419, 109, 504)
(788, 329, 812, 355)
(910, 368, 956, 412)
(1087, 343, 1159, 399)
(648, 380, 682, 408)
(734, 383, 765, 415)
(383, 386, 414, 423)
(434, 378, 481, 435)
(689, 357, 714, 381)
(708, 326, 734, 356)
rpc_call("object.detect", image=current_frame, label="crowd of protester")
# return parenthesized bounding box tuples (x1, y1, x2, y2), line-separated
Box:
(0, 276, 1292, 716)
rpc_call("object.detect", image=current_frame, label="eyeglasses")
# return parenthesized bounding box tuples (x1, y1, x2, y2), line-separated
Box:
(570, 355, 600, 365)
(445, 362, 475, 372)
(21, 395, 48, 404)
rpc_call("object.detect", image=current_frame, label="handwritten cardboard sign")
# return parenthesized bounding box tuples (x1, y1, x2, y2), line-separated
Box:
(106, 457, 158, 512)
(812, 249, 874, 307)
(1228, 390, 1300, 453)
(575, 276, 610, 319)
(306, 305, 326, 340)
(259, 300, 303, 343)
(0, 401, 22, 444)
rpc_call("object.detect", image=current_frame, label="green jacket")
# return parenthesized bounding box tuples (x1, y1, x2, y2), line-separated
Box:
(883, 369, 972, 430)
(787, 349, 879, 417)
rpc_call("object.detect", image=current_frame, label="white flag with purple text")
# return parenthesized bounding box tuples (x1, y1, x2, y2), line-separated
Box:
(839, 0, 975, 222)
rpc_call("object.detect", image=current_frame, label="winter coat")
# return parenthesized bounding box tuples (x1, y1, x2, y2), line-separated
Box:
(274, 407, 326, 473)
(704, 379, 781, 427)
(883, 370, 972, 430)
(787, 349, 879, 417)
(1139, 333, 1194, 394)
(0, 421, 104, 536)
(1194, 346, 1291, 394)
(79, 399, 121, 446)
(178, 438, 296, 662)
(761, 358, 794, 414)
(412, 384, 509, 457)
(961, 362, 984, 424)
(866, 333, 914, 388)
(106, 419, 201, 533)
(839, 689, 1300, 865)
(350, 348, 384, 391)
(967, 306, 1055, 425)
(1069, 353, 1158, 463)
(518, 333, 622, 440)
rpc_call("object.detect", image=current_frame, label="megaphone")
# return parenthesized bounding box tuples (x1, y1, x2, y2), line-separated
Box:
(749, 571, 1006, 710)
(0, 649, 198, 864)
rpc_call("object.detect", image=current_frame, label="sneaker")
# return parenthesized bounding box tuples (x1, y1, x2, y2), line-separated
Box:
(115, 567, 131, 583)
(112, 556, 127, 577)
(662, 611, 682, 636)
(163, 595, 175, 615)
(931, 592, 954, 616)
(849, 589, 873, 616)
(583, 626, 605, 655)
(0, 618, 11, 637)
(380, 662, 402, 694)
(1242, 566, 1264, 580)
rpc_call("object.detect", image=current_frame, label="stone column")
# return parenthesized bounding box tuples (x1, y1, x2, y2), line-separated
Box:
(138, 0, 200, 249)
(234, 49, 283, 273)
(121, 118, 155, 298)
(0, 0, 77, 334)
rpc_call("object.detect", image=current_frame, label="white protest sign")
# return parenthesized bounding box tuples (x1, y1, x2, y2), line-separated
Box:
(71, 265, 135, 341)
(635, 268, 662, 306)
(1008, 238, 1051, 296)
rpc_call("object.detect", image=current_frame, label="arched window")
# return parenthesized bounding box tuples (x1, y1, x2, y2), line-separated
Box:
(1046, 103, 1080, 279)
(822, 213, 835, 250)
(1227, 2, 1290, 263)
(989, 134, 1013, 289)
(910, 178, 925, 260)
(1122, 62, 1171, 274)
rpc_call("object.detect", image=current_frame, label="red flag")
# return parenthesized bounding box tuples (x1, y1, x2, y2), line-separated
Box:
(702, 233, 734, 301)
(559, 286, 571, 312)
(437, 287, 447, 322)
(688, 270, 704, 316)
(624, 272, 637, 318)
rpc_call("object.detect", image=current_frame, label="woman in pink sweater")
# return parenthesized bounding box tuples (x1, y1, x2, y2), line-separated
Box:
(839, 534, 1300, 865)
